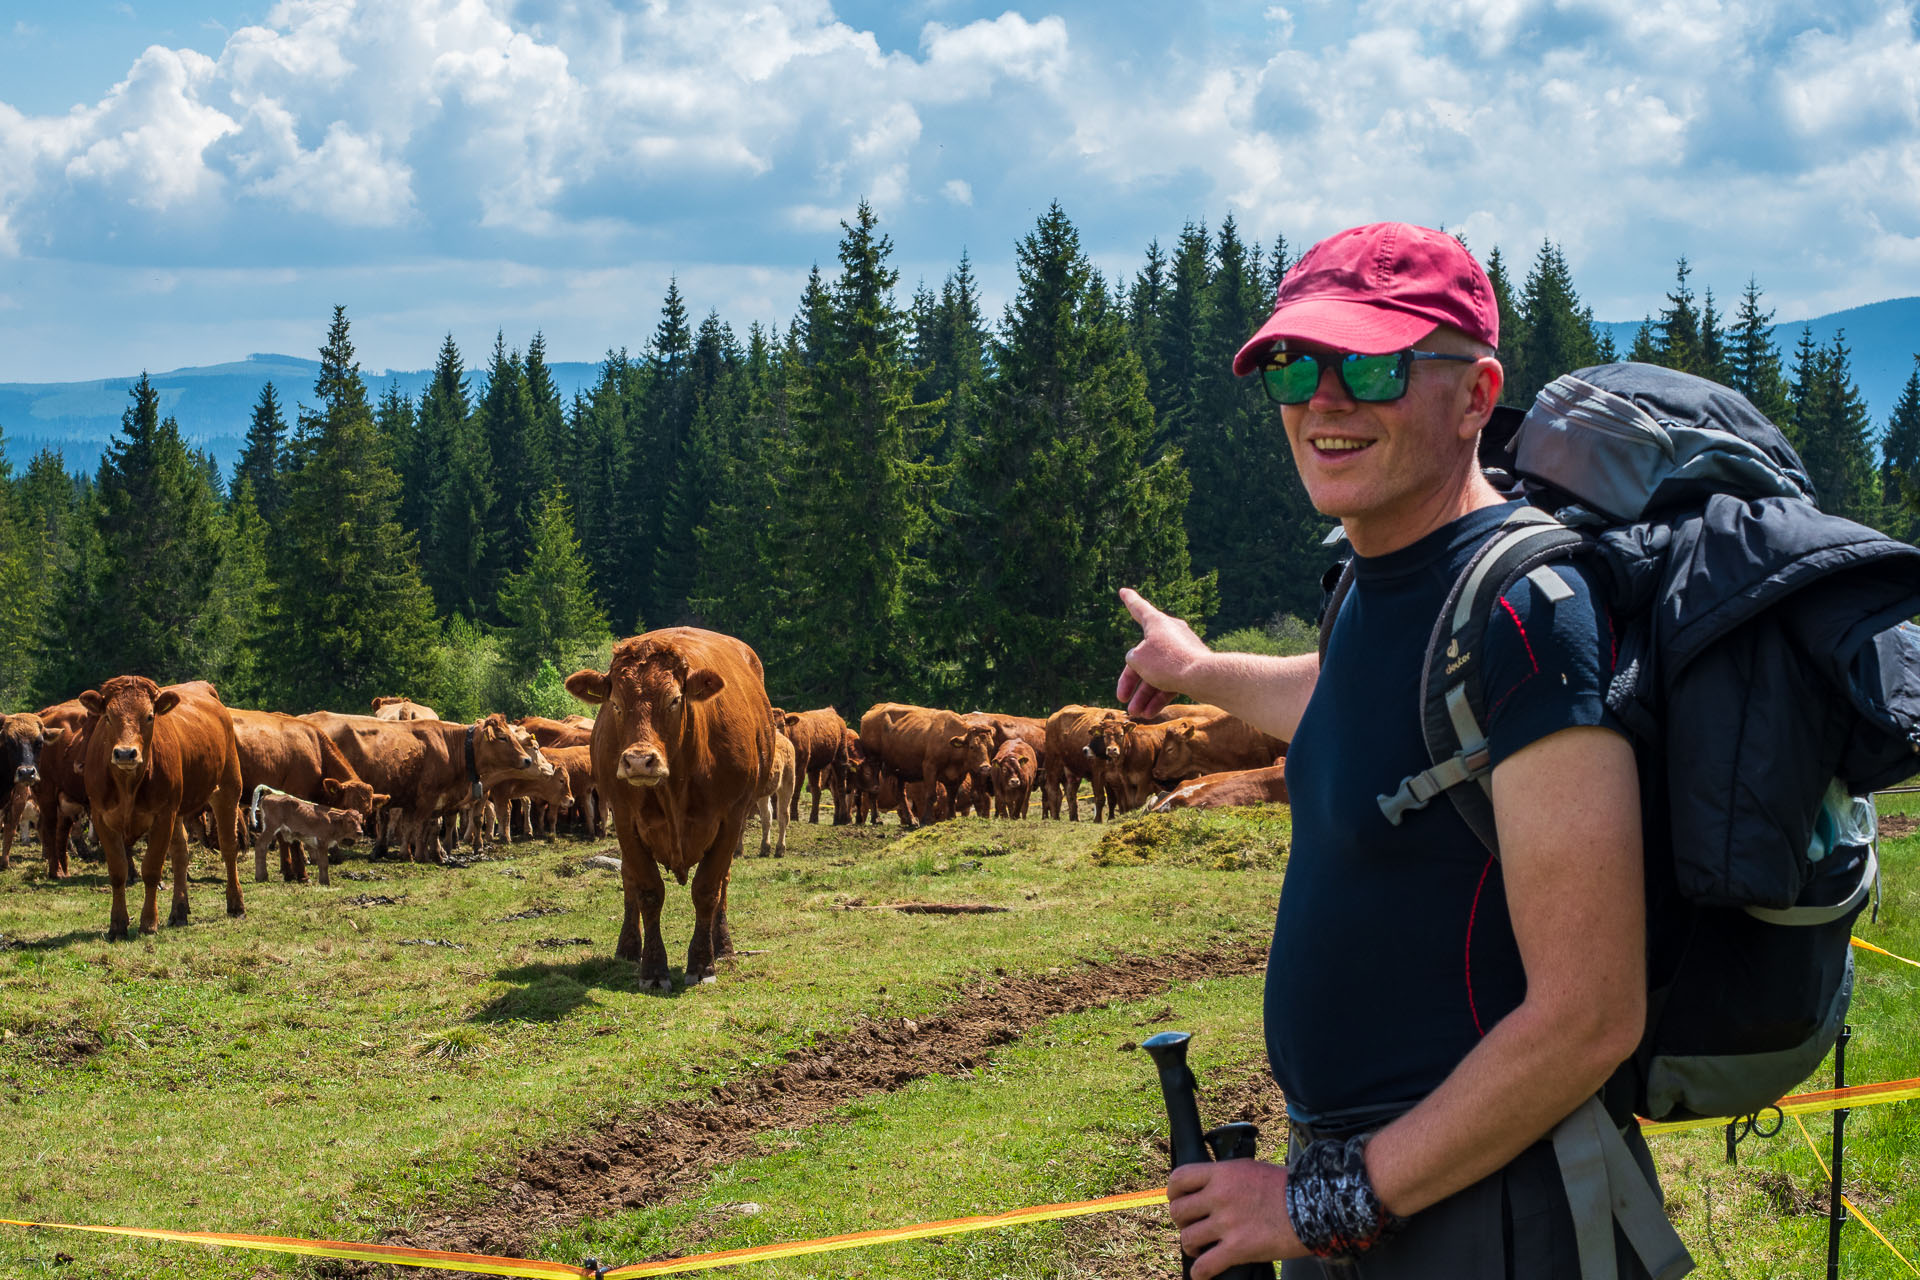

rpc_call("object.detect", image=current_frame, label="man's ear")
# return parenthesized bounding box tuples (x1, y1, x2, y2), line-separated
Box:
(566, 671, 610, 705)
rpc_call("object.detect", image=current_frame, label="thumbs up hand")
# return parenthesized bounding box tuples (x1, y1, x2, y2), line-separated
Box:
(1117, 587, 1209, 718)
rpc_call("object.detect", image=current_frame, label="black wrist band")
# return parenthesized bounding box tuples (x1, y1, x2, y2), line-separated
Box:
(1284, 1134, 1406, 1259)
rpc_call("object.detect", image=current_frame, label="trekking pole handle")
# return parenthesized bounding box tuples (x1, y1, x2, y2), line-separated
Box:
(1142, 1031, 1211, 1169)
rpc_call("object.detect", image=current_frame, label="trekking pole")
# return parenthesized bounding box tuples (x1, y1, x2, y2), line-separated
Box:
(1140, 1031, 1275, 1280)
(1827, 1023, 1852, 1280)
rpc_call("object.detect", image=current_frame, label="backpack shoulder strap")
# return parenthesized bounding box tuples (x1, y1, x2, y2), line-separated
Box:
(1317, 558, 1357, 665)
(1377, 506, 1589, 854)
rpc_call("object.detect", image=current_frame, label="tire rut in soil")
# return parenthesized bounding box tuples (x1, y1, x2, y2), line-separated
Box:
(388, 940, 1269, 1266)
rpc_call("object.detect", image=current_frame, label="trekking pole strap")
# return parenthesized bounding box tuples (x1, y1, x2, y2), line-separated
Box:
(1550, 1095, 1694, 1280)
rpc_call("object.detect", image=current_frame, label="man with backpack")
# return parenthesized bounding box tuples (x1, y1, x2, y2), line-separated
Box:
(1118, 222, 1687, 1278)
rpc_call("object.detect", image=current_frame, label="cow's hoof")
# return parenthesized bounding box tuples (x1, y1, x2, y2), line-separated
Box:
(228, 905, 245, 917)
(697, 973, 718, 985)
(168, 904, 190, 926)
(639, 975, 672, 993)
(106, 925, 128, 943)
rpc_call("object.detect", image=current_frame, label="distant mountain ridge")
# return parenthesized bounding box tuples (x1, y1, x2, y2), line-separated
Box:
(0, 352, 605, 471)
(3, 298, 1916, 471)
(1595, 295, 1916, 422)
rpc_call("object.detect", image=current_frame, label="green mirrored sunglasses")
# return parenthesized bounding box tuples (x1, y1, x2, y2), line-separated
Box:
(1258, 348, 1479, 405)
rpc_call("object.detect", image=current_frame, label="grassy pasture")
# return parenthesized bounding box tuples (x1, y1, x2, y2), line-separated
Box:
(0, 802, 1913, 1279)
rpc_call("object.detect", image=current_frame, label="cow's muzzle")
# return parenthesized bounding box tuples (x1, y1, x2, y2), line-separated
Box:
(619, 748, 669, 786)
(14, 765, 36, 784)
(112, 747, 141, 770)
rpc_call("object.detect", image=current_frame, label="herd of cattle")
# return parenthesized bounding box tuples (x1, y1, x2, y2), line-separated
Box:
(1, 626, 1288, 986)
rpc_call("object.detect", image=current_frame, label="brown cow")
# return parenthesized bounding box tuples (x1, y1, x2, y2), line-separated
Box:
(29, 700, 94, 878)
(989, 739, 1038, 819)
(301, 712, 553, 862)
(371, 697, 439, 721)
(1150, 760, 1290, 812)
(778, 707, 849, 824)
(518, 715, 595, 750)
(1044, 706, 1127, 821)
(2, 713, 66, 871)
(839, 729, 883, 824)
(249, 786, 368, 885)
(1153, 712, 1290, 784)
(566, 628, 773, 988)
(231, 709, 390, 880)
(742, 732, 796, 858)
(858, 704, 995, 829)
(80, 677, 245, 939)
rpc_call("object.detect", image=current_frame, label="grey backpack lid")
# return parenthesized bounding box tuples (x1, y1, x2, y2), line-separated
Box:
(1512, 362, 1814, 522)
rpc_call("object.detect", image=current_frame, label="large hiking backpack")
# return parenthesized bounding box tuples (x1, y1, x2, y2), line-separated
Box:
(1319, 362, 1920, 1125)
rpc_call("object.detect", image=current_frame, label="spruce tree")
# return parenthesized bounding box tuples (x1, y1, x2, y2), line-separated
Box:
(1878, 356, 1920, 542)
(197, 478, 272, 706)
(374, 382, 414, 485)
(1653, 257, 1703, 372)
(234, 381, 288, 523)
(0, 424, 29, 708)
(1484, 246, 1528, 406)
(776, 201, 944, 709)
(620, 280, 694, 630)
(82, 374, 226, 683)
(692, 322, 791, 651)
(938, 201, 1214, 710)
(1127, 239, 1170, 410)
(566, 355, 635, 622)
(1514, 240, 1605, 405)
(407, 334, 470, 556)
(1152, 221, 1213, 450)
(263, 306, 438, 712)
(1699, 287, 1730, 384)
(911, 253, 989, 462)
(1727, 279, 1793, 426)
(476, 332, 540, 578)
(1793, 329, 1881, 526)
(1265, 232, 1292, 297)
(652, 312, 742, 624)
(423, 340, 498, 621)
(498, 486, 611, 685)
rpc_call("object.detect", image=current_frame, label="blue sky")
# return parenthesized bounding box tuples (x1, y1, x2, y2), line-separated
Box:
(2, 0, 1918, 382)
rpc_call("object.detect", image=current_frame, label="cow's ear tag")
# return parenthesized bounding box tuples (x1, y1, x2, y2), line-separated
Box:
(153, 691, 181, 717)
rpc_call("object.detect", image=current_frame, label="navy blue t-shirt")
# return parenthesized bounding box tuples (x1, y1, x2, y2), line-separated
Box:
(1265, 500, 1622, 1119)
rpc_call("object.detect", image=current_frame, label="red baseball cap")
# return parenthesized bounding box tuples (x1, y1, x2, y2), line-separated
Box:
(1232, 222, 1498, 375)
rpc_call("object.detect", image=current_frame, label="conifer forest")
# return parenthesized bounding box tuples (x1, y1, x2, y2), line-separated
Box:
(3, 202, 1916, 721)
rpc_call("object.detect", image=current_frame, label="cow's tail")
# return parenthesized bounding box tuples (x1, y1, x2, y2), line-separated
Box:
(250, 784, 275, 832)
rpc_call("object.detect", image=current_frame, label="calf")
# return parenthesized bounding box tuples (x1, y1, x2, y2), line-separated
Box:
(742, 732, 796, 858)
(476, 768, 573, 845)
(777, 707, 849, 823)
(989, 739, 1037, 819)
(250, 786, 367, 885)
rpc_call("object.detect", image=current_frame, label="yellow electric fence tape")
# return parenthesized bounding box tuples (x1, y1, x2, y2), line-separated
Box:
(0, 1218, 587, 1278)
(601, 1188, 1168, 1277)
(1791, 1113, 1920, 1276)
(1853, 935, 1920, 968)
(8, 1071, 1920, 1275)
(1638, 1075, 1920, 1136)
(0, 1189, 1171, 1279)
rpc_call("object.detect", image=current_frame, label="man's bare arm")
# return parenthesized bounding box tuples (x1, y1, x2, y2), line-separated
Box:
(1166, 726, 1644, 1277)
(1364, 725, 1646, 1213)
(1116, 588, 1319, 741)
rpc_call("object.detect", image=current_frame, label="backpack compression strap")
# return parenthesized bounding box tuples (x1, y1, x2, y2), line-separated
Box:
(1377, 507, 1588, 852)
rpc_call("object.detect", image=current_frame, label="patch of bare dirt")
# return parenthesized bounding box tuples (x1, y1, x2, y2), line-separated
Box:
(1878, 813, 1917, 838)
(388, 941, 1269, 1267)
